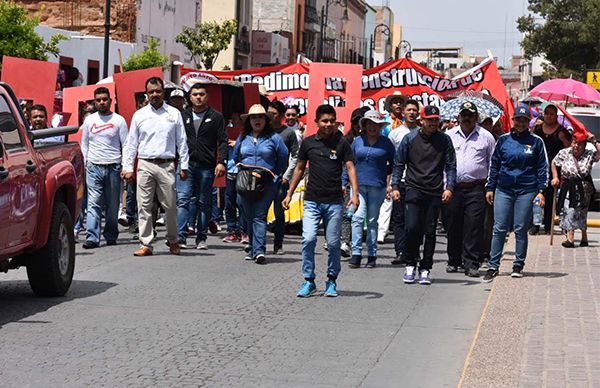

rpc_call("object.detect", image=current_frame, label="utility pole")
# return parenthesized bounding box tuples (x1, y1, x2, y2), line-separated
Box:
(103, 0, 111, 78)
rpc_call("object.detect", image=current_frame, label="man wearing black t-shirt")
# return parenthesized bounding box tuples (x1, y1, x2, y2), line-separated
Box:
(283, 104, 359, 298)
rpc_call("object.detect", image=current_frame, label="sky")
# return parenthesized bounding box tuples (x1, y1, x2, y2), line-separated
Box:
(387, 0, 530, 66)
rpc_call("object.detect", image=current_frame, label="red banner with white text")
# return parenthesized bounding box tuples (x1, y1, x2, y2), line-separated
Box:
(181, 58, 514, 130)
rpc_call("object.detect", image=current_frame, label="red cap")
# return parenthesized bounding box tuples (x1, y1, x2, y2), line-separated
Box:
(573, 130, 588, 143)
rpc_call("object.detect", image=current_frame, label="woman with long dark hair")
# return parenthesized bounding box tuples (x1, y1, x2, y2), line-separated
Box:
(233, 104, 289, 264)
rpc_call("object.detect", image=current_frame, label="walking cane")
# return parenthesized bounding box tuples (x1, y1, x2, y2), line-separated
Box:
(550, 186, 558, 246)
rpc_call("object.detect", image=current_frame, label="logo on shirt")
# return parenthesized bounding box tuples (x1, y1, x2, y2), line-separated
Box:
(329, 150, 338, 160)
(90, 123, 115, 134)
(524, 144, 533, 154)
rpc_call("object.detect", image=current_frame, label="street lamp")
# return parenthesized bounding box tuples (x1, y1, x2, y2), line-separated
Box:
(103, 0, 111, 78)
(369, 23, 390, 68)
(318, 0, 349, 62)
(399, 39, 412, 59)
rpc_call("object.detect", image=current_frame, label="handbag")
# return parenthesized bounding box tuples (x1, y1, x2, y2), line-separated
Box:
(235, 165, 272, 198)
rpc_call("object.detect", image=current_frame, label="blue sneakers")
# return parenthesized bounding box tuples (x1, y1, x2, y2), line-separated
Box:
(419, 270, 432, 285)
(403, 266, 416, 284)
(324, 280, 338, 297)
(297, 281, 317, 298)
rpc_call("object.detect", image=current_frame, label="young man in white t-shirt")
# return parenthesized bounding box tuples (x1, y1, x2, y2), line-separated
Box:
(81, 87, 129, 249)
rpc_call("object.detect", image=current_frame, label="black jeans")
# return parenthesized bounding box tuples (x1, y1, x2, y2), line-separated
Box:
(404, 188, 441, 271)
(446, 185, 486, 270)
(273, 181, 289, 248)
(392, 184, 406, 257)
(542, 182, 554, 232)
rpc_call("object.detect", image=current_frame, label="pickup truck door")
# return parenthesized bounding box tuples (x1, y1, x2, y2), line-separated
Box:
(0, 142, 10, 248)
(0, 94, 40, 248)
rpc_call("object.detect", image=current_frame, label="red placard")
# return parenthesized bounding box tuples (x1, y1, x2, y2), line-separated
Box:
(1, 56, 58, 115)
(305, 63, 363, 137)
(113, 67, 163, 126)
(62, 83, 116, 143)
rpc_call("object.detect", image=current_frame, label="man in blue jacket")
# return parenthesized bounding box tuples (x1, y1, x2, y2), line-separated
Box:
(391, 105, 457, 285)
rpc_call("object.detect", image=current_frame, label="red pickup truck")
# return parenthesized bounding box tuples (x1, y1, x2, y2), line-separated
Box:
(0, 82, 84, 296)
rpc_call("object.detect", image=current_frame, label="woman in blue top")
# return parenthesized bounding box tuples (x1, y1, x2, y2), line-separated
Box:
(348, 110, 396, 268)
(483, 105, 548, 282)
(233, 104, 289, 264)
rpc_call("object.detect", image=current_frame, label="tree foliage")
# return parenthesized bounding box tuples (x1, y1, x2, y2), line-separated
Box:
(122, 37, 169, 72)
(517, 0, 600, 80)
(176, 19, 238, 70)
(0, 1, 66, 62)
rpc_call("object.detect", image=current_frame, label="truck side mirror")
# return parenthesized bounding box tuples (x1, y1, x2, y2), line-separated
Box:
(0, 112, 18, 133)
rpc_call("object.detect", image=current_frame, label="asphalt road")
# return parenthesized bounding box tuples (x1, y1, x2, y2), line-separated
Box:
(0, 226, 489, 387)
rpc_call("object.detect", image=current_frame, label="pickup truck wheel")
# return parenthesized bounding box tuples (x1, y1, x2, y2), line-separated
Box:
(26, 202, 75, 297)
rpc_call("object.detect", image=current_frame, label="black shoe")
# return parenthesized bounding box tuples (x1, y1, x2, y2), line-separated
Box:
(580, 240, 589, 247)
(562, 240, 575, 248)
(365, 256, 377, 268)
(529, 225, 540, 236)
(483, 268, 499, 283)
(391, 255, 404, 265)
(255, 254, 266, 264)
(511, 266, 524, 278)
(465, 267, 480, 278)
(82, 240, 99, 249)
(446, 265, 459, 273)
(106, 240, 117, 246)
(348, 255, 362, 268)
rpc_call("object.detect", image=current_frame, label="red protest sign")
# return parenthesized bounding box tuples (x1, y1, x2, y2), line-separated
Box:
(113, 67, 163, 126)
(305, 63, 363, 137)
(1, 56, 58, 115)
(62, 83, 116, 143)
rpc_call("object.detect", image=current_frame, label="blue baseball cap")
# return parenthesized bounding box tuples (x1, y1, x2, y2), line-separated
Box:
(513, 104, 531, 120)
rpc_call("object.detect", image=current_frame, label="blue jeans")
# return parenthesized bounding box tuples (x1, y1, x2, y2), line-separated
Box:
(85, 163, 122, 243)
(273, 181, 289, 248)
(489, 189, 536, 270)
(211, 187, 223, 222)
(177, 166, 214, 243)
(74, 186, 87, 232)
(225, 176, 240, 232)
(302, 200, 343, 281)
(238, 184, 275, 258)
(126, 181, 137, 225)
(351, 186, 387, 257)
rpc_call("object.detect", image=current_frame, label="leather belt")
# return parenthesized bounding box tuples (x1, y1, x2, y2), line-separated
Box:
(141, 158, 174, 164)
(456, 179, 487, 189)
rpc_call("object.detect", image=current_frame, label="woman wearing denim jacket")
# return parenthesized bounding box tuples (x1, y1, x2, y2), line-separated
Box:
(483, 104, 548, 282)
(233, 104, 289, 264)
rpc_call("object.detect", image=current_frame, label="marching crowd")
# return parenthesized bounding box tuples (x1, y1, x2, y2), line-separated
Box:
(32, 76, 599, 298)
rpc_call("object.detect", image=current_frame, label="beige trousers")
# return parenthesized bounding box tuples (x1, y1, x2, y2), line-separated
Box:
(136, 159, 178, 248)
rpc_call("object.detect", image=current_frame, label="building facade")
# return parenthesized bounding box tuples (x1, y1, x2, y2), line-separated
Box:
(36, 25, 136, 85)
(202, 0, 253, 70)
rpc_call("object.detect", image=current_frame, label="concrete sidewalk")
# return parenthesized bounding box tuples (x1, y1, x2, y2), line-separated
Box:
(460, 229, 600, 387)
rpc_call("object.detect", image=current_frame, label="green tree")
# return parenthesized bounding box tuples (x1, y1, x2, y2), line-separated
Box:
(122, 37, 169, 72)
(0, 1, 66, 62)
(176, 19, 238, 70)
(517, 0, 600, 80)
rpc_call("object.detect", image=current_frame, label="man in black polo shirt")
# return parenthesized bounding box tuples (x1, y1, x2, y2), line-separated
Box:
(391, 105, 457, 285)
(283, 104, 359, 298)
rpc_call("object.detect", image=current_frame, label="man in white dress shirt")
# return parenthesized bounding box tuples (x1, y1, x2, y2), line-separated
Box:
(122, 77, 190, 256)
